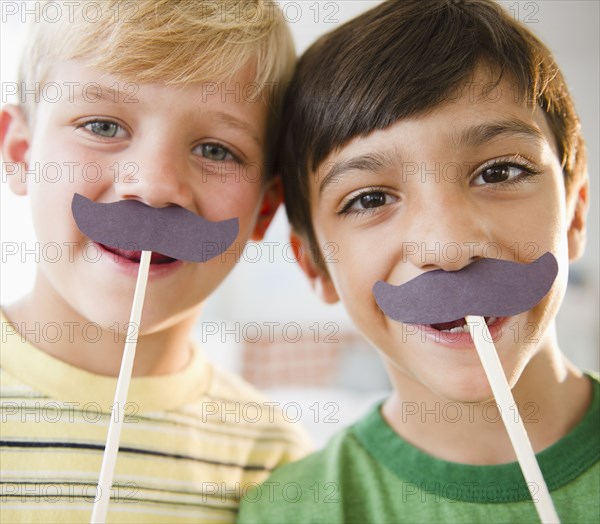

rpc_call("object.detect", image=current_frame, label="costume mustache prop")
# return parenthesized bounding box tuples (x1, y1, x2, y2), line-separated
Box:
(72, 194, 239, 524)
(72, 193, 238, 262)
(373, 252, 558, 325)
(373, 252, 561, 524)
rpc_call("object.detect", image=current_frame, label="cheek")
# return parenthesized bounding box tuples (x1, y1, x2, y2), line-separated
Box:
(25, 166, 112, 249)
(27, 187, 82, 249)
(323, 238, 390, 331)
(27, 132, 108, 195)
(210, 179, 263, 236)
(492, 178, 567, 261)
(315, 215, 391, 305)
(536, 228, 570, 331)
(321, 217, 395, 276)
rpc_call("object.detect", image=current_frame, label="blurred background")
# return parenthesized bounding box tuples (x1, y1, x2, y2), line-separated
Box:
(2, 1, 598, 446)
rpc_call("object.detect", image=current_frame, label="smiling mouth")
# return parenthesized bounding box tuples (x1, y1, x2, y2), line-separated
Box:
(426, 316, 500, 333)
(99, 244, 177, 265)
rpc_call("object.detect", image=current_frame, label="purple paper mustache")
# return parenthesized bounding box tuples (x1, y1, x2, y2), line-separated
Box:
(373, 252, 558, 324)
(71, 193, 239, 262)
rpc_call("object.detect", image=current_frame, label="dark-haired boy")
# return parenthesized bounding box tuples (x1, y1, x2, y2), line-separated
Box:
(238, 1, 599, 522)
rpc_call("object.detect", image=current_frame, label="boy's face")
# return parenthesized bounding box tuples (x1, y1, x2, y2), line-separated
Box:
(296, 69, 588, 402)
(3, 60, 277, 330)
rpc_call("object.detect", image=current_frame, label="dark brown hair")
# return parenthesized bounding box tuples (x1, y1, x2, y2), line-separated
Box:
(279, 0, 586, 266)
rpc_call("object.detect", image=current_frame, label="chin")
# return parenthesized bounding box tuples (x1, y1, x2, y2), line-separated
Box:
(426, 371, 497, 404)
(442, 386, 495, 405)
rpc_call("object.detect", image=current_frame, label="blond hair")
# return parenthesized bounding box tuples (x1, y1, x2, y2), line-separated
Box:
(18, 0, 295, 161)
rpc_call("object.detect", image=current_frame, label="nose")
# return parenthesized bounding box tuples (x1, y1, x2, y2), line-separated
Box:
(403, 188, 493, 272)
(113, 139, 194, 209)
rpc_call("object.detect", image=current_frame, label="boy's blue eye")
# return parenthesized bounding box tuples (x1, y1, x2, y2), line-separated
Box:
(84, 121, 122, 138)
(195, 143, 235, 162)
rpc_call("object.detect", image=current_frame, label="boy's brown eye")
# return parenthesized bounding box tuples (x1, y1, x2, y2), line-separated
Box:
(341, 190, 393, 215)
(472, 163, 535, 187)
(360, 192, 387, 208)
(339, 189, 397, 215)
(481, 165, 512, 183)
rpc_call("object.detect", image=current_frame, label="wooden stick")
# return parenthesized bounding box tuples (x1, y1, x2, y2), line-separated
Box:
(90, 250, 152, 524)
(465, 315, 560, 524)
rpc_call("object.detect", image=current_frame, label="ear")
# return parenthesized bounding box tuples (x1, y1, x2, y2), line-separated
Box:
(567, 177, 589, 261)
(290, 231, 339, 304)
(250, 177, 282, 241)
(1, 105, 31, 196)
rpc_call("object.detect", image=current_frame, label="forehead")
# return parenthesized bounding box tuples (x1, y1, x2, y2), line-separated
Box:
(34, 60, 267, 140)
(313, 70, 560, 183)
(43, 59, 263, 102)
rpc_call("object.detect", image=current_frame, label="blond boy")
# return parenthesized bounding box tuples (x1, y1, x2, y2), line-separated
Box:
(0, 1, 311, 522)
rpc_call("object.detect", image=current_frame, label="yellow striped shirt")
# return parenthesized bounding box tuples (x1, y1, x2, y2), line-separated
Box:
(0, 315, 312, 523)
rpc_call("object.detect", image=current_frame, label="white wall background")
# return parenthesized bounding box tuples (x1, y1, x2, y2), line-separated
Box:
(2, 1, 599, 443)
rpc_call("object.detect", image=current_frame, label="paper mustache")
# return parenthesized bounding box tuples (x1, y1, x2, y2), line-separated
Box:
(373, 252, 558, 324)
(71, 193, 239, 262)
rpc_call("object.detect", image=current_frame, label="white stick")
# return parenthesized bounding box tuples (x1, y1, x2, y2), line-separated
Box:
(91, 250, 152, 524)
(465, 315, 560, 524)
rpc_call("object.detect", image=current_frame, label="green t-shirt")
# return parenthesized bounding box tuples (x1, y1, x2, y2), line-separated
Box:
(238, 376, 600, 523)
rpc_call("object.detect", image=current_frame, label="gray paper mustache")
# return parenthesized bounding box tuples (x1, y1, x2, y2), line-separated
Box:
(71, 193, 239, 263)
(373, 252, 558, 324)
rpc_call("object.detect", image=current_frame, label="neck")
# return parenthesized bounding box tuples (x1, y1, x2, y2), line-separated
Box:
(381, 331, 593, 465)
(3, 276, 198, 377)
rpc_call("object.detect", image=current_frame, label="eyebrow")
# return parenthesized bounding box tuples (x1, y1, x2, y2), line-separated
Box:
(319, 118, 545, 196)
(320, 150, 402, 196)
(451, 118, 545, 149)
(204, 111, 262, 148)
(70, 85, 131, 104)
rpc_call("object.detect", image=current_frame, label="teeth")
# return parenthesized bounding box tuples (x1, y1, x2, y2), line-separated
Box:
(441, 323, 469, 333)
(438, 317, 500, 333)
